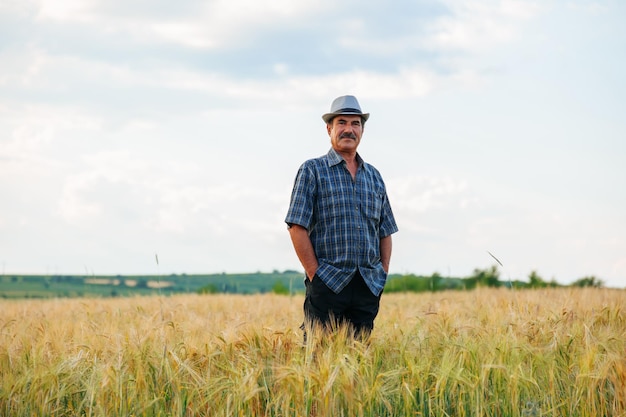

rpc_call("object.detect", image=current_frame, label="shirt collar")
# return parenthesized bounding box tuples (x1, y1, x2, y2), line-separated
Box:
(326, 147, 363, 168)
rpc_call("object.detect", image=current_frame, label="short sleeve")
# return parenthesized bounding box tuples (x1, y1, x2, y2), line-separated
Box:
(379, 190, 398, 238)
(285, 162, 316, 230)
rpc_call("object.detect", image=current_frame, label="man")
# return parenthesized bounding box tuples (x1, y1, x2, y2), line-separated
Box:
(285, 95, 398, 340)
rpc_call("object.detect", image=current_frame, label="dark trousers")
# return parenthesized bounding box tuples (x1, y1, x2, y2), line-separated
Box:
(302, 270, 381, 340)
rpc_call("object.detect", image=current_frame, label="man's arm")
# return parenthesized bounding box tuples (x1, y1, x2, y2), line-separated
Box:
(380, 235, 392, 273)
(288, 224, 319, 281)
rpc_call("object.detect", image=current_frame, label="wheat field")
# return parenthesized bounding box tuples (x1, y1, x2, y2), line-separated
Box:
(1, 288, 625, 416)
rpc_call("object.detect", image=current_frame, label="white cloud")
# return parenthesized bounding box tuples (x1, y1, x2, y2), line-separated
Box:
(388, 175, 473, 214)
(0, 45, 450, 111)
(33, 0, 329, 49)
(0, 46, 50, 89)
(566, 1, 609, 14)
(0, 46, 136, 97)
(2, 5, 511, 116)
(158, 0, 325, 48)
(52, 146, 285, 241)
(0, 104, 102, 177)
(36, 0, 99, 22)
(313, 67, 442, 99)
(423, 0, 542, 52)
(57, 172, 104, 222)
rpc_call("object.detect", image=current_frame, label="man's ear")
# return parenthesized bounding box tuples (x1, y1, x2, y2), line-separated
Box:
(326, 123, 332, 136)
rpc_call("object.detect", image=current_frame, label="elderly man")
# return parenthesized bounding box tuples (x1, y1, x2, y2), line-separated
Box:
(285, 95, 398, 340)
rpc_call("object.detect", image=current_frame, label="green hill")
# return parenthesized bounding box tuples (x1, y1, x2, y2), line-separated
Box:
(0, 271, 306, 299)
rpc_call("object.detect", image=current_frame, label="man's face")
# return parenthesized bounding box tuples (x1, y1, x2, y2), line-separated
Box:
(327, 115, 363, 153)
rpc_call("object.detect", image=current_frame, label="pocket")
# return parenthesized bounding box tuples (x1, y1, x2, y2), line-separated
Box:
(304, 274, 318, 289)
(364, 191, 383, 220)
(309, 274, 332, 295)
(318, 191, 344, 219)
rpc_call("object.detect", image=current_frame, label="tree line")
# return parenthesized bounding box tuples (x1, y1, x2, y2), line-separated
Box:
(1, 268, 608, 299)
(383, 265, 605, 293)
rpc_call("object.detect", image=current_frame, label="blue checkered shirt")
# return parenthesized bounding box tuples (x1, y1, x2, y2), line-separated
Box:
(285, 148, 398, 296)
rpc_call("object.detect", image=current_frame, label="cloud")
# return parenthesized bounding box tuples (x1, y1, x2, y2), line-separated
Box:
(2, 0, 541, 115)
(0, 44, 451, 118)
(53, 147, 285, 237)
(388, 175, 474, 214)
(36, 0, 98, 22)
(32, 0, 329, 49)
(0, 103, 102, 180)
(423, 0, 542, 52)
(149, 0, 329, 49)
(566, 1, 609, 14)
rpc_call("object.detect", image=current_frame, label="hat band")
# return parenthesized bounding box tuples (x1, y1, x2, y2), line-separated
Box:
(335, 107, 362, 114)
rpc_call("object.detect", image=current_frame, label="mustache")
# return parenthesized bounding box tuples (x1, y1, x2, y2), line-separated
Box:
(340, 133, 357, 139)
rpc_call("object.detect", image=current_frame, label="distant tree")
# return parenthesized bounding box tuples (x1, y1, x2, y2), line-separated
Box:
(385, 274, 432, 293)
(528, 270, 547, 288)
(198, 284, 219, 294)
(462, 276, 478, 290)
(272, 281, 289, 295)
(429, 272, 442, 292)
(470, 265, 501, 288)
(571, 276, 604, 288)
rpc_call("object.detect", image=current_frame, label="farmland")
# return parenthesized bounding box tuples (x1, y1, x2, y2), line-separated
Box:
(0, 271, 306, 299)
(0, 267, 607, 300)
(1, 288, 625, 416)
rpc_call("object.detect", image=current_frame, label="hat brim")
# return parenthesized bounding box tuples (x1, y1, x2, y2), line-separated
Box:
(322, 111, 370, 124)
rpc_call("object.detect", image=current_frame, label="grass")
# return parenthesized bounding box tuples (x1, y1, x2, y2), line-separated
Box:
(1, 288, 625, 416)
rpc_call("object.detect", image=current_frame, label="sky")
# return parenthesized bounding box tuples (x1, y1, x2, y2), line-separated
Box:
(1, 0, 625, 288)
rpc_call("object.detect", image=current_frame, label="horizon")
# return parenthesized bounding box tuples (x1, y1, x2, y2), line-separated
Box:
(2, 266, 620, 289)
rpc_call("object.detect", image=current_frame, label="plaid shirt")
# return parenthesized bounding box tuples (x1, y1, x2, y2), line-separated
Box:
(285, 148, 398, 296)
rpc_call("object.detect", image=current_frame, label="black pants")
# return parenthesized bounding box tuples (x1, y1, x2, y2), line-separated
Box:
(303, 270, 381, 340)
